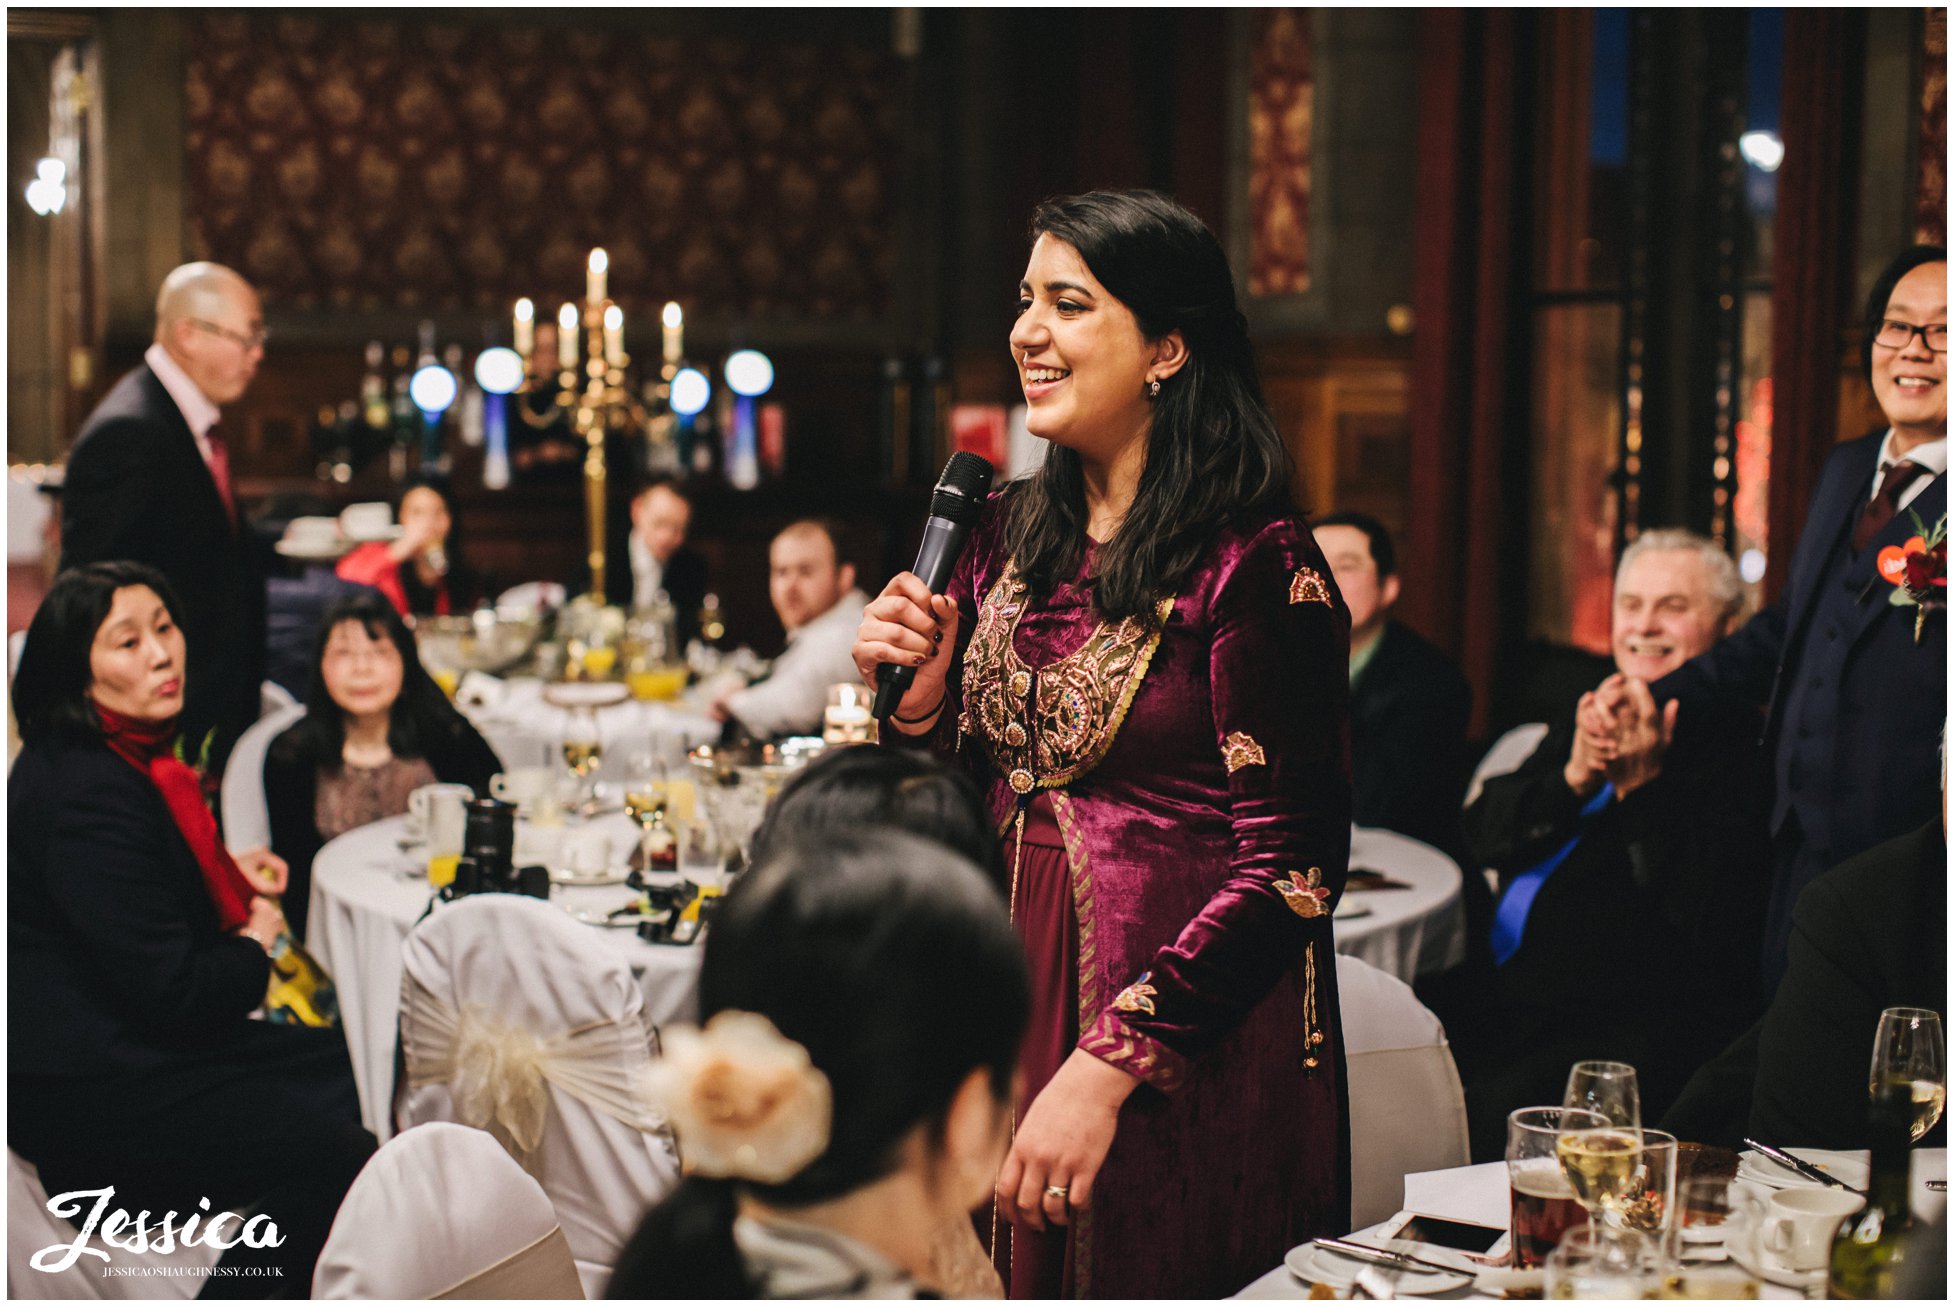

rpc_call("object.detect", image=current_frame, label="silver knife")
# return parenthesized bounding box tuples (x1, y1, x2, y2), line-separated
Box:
(1313, 1238, 1462, 1276)
(1743, 1138, 1867, 1194)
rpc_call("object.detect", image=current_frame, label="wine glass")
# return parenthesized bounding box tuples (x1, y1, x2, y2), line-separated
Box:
(561, 705, 603, 803)
(620, 746, 670, 866)
(1558, 1062, 1644, 1227)
(1869, 1007, 1945, 1142)
(678, 820, 727, 898)
(1564, 1060, 1642, 1130)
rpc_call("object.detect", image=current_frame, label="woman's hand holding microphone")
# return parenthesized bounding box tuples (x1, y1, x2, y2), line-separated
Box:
(852, 573, 960, 734)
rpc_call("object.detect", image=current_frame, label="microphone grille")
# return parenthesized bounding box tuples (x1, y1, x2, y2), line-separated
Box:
(929, 452, 995, 524)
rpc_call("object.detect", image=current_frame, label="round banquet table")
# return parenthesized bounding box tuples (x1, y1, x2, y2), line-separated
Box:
(456, 676, 720, 773)
(308, 817, 1462, 1139)
(306, 812, 702, 1141)
(1336, 826, 1466, 983)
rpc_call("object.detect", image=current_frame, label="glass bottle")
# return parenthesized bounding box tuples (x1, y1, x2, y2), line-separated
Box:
(1827, 1081, 1916, 1298)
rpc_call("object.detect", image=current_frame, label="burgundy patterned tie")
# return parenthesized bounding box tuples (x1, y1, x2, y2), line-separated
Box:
(1852, 460, 1925, 552)
(204, 424, 238, 531)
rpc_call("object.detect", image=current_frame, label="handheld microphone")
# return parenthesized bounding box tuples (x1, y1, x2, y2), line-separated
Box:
(873, 451, 995, 721)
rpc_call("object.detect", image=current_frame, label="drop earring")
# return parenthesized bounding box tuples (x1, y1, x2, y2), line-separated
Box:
(1147, 378, 1161, 399)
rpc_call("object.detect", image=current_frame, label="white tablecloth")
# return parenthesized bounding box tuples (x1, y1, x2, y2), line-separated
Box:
(307, 813, 702, 1141)
(1232, 1151, 1948, 1299)
(1337, 827, 1466, 982)
(459, 676, 719, 771)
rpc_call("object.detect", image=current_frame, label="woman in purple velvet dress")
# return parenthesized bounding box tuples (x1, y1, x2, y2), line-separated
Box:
(854, 190, 1353, 1298)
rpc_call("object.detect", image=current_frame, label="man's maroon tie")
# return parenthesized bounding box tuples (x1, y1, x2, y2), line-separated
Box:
(1851, 459, 1926, 552)
(205, 425, 238, 531)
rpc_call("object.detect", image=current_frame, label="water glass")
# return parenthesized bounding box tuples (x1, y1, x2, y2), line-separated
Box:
(678, 821, 727, 895)
(1657, 1177, 1761, 1299)
(1605, 1129, 1679, 1240)
(1509, 1107, 1608, 1269)
(1870, 1007, 1945, 1142)
(1545, 1225, 1657, 1299)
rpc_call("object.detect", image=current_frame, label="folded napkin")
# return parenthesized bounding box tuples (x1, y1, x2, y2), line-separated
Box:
(1402, 1161, 1511, 1230)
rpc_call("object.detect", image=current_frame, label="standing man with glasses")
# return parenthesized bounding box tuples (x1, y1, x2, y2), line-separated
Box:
(1634, 245, 1947, 993)
(61, 261, 270, 771)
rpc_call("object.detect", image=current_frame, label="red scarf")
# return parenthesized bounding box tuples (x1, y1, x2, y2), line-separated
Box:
(95, 706, 257, 933)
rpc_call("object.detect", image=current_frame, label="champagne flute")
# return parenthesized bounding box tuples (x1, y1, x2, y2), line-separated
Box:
(1869, 1007, 1945, 1142)
(561, 705, 603, 804)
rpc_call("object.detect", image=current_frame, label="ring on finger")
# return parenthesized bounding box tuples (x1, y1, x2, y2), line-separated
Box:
(1044, 1184, 1069, 1201)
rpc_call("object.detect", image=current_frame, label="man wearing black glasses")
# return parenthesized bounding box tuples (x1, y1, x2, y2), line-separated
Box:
(61, 261, 270, 770)
(1636, 245, 1947, 995)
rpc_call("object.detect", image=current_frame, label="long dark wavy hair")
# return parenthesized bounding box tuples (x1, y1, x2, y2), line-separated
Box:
(608, 830, 1029, 1299)
(286, 590, 475, 768)
(1007, 189, 1294, 622)
(13, 561, 184, 747)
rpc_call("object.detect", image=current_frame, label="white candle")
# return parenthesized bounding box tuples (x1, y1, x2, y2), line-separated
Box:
(513, 298, 534, 359)
(662, 301, 683, 365)
(587, 248, 608, 307)
(603, 304, 624, 366)
(557, 303, 579, 370)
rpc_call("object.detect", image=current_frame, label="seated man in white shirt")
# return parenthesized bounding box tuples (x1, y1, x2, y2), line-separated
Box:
(711, 519, 870, 740)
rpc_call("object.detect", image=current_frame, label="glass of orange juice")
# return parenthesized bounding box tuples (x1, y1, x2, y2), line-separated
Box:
(427, 852, 460, 889)
(581, 644, 619, 680)
(431, 667, 461, 698)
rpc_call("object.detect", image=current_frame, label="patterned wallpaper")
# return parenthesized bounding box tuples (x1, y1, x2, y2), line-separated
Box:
(1918, 6, 1946, 243)
(183, 13, 904, 321)
(1248, 9, 1313, 298)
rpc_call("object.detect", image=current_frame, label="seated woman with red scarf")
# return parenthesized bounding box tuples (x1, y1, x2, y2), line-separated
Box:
(9, 561, 374, 1296)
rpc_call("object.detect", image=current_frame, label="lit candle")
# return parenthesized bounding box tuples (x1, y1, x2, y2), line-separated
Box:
(513, 298, 534, 360)
(587, 248, 608, 306)
(557, 303, 579, 370)
(604, 304, 625, 366)
(662, 301, 683, 365)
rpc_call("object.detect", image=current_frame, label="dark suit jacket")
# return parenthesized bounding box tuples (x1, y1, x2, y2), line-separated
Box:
(264, 713, 503, 941)
(1654, 430, 1946, 871)
(1349, 619, 1473, 857)
(1750, 820, 1947, 1150)
(1463, 701, 1773, 1040)
(8, 736, 270, 1080)
(61, 363, 264, 758)
(594, 541, 708, 646)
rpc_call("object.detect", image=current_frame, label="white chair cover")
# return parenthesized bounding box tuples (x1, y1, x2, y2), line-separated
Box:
(1336, 954, 1471, 1229)
(397, 895, 679, 1298)
(312, 1122, 583, 1300)
(259, 680, 298, 717)
(1463, 721, 1551, 810)
(8, 1149, 222, 1300)
(220, 700, 307, 854)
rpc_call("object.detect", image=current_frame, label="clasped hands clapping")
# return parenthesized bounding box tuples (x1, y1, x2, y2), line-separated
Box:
(1568, 674, 1680, 800)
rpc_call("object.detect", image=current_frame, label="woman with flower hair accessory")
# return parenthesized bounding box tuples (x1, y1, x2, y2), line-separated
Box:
(610, 828, 1029, 1299)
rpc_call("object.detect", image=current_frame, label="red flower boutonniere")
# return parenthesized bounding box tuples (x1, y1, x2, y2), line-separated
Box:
(1876, 510, 1947, 644)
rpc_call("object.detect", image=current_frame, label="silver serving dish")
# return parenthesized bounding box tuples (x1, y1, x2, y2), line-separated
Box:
(415, 613, 543, 676)
(687, 738, 825, 855)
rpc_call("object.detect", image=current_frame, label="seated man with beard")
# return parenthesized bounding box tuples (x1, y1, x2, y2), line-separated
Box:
(1456, 529, 1773, 1161)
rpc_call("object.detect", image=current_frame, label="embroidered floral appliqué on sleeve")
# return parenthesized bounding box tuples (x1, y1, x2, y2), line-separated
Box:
(1275, 868, 1332, 919)
(1221, 730, 1266, 774)
(1111, 972, 1158, 1016)
(1289, 567, 1333, 605)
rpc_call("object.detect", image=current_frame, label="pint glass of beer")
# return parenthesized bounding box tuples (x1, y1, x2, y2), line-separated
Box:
(1509, 1106, 1606, 1268)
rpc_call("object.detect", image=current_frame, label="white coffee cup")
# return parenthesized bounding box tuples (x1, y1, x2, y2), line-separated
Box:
(514, 823, 563, 866)
(491, 766, 556, 807)
(408, 783, 473, 856)
(561, 828, 613, 878)
(1763, 1187, 1865, 1270)
(340, 501, 393, 540)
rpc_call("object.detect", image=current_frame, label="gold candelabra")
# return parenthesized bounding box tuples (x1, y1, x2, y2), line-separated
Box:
(512, 250, 684, 602)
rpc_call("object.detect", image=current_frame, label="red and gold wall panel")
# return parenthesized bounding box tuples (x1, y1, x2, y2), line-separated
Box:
(1248, 9, 1313, 298)
(184, 14, 904, 321)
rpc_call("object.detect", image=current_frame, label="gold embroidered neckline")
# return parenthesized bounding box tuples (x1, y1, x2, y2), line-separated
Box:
(961, 562, 1174, 793)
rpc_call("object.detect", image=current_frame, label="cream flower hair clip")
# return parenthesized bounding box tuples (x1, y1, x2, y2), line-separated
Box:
(647, 1011, 833, 1184)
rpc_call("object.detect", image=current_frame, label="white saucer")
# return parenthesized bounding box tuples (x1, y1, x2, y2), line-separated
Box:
(548, 867, 629, 888)
(1726, 1224, 1825, 1292)
(276, 538, 352, 560)
(542, 681, 632, 709)
(1283, 1243, 1472, 1295)
(1737, 1148, 1870, 1191)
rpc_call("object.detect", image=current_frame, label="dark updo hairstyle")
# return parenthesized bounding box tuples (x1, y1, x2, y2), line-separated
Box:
(13, 561, 184, 747)
(747, 744, 1005, 895)
(608, 829, 1030, 1299)
(1008, 189, 1294, 623)
(286, 589, 476, 769)
(1862, 244, 1947, 382)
